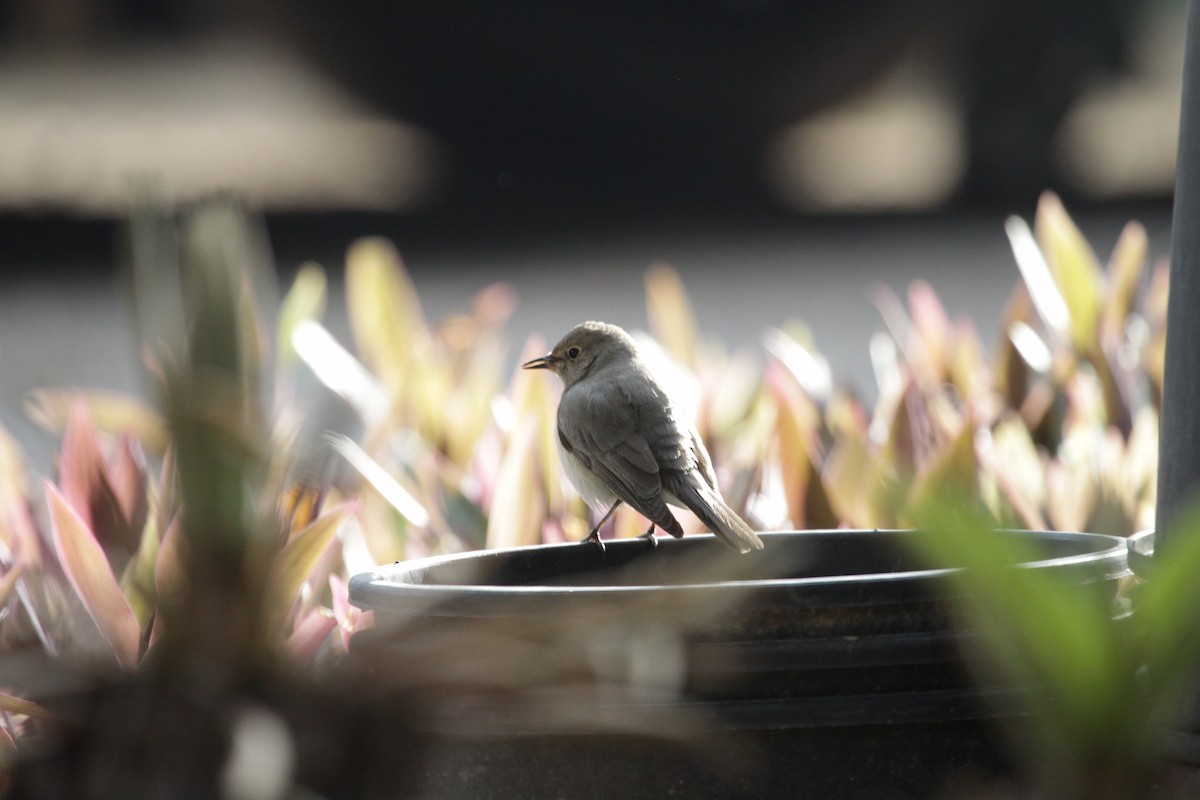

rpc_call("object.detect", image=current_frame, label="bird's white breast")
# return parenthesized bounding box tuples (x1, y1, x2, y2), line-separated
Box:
(557, 434, 618, 511)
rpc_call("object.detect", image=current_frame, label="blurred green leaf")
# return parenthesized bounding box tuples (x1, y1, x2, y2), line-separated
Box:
(1132, 508, 1200, 729)
(120, 513, 160, 635)
(46, 482, 140, 668)
(153, 516, 184, 602)
(908, 496, 1140, 794)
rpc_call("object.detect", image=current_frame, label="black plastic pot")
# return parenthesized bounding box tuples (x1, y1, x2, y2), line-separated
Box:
(350, 529, 1128, 799)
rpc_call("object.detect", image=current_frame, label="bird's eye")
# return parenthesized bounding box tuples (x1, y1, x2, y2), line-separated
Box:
(567, 346, 581, 359)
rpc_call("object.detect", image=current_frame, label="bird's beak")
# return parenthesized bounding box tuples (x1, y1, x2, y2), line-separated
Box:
(522, 354, 558, 370)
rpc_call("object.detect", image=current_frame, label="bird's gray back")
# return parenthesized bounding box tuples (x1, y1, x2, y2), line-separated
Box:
(557, 359, 698, 531)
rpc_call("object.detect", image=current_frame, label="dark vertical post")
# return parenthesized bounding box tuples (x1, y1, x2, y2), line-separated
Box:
(1157, 0, 1200, 550)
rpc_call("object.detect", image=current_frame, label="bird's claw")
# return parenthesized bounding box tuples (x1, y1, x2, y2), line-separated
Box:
(584, 528, 606, 553)
(639, 525, 658, 548)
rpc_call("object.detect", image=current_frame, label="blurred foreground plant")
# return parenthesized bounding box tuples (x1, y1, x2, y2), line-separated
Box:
(909, 494, 1200, 799)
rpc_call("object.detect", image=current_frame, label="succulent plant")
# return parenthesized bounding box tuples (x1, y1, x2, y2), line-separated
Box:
(0, 192, 1169, 791)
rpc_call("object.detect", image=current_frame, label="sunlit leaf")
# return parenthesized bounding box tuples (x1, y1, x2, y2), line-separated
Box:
(768, 369, 817, 528)
(1034, 192, 1104, 353)
(445, 327, 507, 466)
(763, 327, 832, 405)
(984, 415, 1048, 529)
(46, 482, 140, 668)
(0, 424, 40, 569)
(883, 380, 919, 481)
(292, 320, 390, 429)
(823, 417, 889, 528)
(357, 484, 408, 564)
(512, 335, 563, 515)
(907, 280, 950, 384)
(27, 389, 168, 455)
(995, 283, 1036, 409)
(276, 262, 328, 372)
(1125, 407, 1159, 530)
(903, 418, 978, 525)
(325, 434, 429, 528)
(264, 504, 350, 635)
(645, 263, 698, 369)
(486, 417, 543, 548)
(1102, 221, 1147, 342)
(1006, 215, 1070, 343)
(948, 319, 989, 410)
(0, 691, 50, 720)
(345, 237, 428, 400)
(703, 348, 762, 439)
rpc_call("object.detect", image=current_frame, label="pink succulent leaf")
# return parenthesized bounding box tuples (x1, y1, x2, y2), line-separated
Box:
(287, 608, 338, 662)
(46, 482, 140, 668)
(471, 282, 518, 329)
(0, 497, 42, 571)
(58, 402, 140, 560)
(330, 574, 375, 647)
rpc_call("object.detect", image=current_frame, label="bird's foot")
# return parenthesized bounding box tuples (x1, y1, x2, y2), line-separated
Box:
(584, 528, 607, 553)
(639, 524, 658, 549)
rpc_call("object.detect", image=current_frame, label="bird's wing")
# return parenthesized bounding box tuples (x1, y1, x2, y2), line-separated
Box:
(558, 380, 683, 536)
(688, 424, 719, 491)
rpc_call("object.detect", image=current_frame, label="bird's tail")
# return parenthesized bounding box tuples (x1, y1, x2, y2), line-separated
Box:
(676, 481, 764, 554)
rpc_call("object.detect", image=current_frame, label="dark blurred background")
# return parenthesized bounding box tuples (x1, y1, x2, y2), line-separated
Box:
(0, 0, 1183, 456)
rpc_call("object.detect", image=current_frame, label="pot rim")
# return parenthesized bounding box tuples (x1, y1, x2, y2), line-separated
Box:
(350, 529, 1129, 611)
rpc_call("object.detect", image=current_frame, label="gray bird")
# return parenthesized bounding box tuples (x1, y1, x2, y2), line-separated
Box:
(522, 321, 764, 554)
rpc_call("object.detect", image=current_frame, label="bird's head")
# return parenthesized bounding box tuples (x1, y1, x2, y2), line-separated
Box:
(522, 321, 638, 387)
